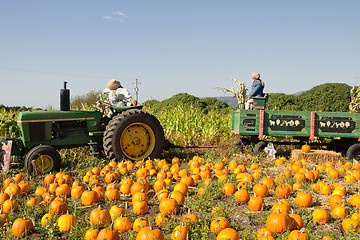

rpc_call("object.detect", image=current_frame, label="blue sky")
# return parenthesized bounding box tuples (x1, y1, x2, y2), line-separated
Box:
(0, 0, 359, 109)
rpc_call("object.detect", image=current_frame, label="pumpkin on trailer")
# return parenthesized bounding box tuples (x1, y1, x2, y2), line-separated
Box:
(301, 144, 311, 153)
(11, 218, 34, 237)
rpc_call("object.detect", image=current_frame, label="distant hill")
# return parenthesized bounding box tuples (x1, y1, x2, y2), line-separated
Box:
(215, 96, 238, 107)
(214, 87, 329, 108)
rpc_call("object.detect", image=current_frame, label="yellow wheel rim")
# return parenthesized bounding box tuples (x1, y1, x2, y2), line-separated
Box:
(34, 155, 54, 173)
(120, 122, 156, 160)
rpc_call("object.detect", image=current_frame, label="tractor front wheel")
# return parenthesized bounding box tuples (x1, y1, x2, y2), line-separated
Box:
(103, 109, 165, 161)
(24, 145, 61, 175)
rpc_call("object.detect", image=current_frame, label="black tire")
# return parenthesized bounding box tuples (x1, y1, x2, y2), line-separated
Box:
(346, 143, 360, 161)
(103, 109, 165, 161)
(234, 138, 250, 151)
(253, 141, 267, 156)
(24, 145, 61, 175)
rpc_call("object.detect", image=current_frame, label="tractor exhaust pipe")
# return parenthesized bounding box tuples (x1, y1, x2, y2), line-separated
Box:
(60, 81, 70, 111)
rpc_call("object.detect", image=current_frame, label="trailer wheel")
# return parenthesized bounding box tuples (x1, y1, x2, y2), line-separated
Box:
(235, 138, 250, 151)
(103, 109, 165, 161)
(346, 143, 360, 161)
(24, 145, 61, 175)
(253, 141, 267, 156)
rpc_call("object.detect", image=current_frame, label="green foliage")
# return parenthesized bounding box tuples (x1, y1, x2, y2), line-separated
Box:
(143, 93, 230, 114)
(70, 89, 102, 109)
(0, 108, 20, 138)
(267, 83, 351, 112)
(145, 104, 231, 146)
(297, 83, 351, 112)
(267, 93, 299, 111)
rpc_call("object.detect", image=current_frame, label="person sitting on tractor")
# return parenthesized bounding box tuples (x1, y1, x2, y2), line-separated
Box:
(245, 72, 265, 110)
(103, 79, 133, 107)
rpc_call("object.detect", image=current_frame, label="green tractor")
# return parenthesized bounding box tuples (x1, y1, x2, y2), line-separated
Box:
(0, 82, 165, 175)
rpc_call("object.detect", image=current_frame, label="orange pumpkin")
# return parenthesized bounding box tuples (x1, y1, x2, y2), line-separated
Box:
(90, 206, 112, 227)
(266, 210, 290, 233)
(295, 192, 313, 207)
(301, 144, 311, 153)
(11, 218, 34, 237)
(210, 217, 230, 234)
(113, 216, 132, 233)
(312, 209, 329, 225)
(216, 228, 240, 240)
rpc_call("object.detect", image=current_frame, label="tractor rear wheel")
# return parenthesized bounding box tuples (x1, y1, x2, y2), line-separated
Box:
(103, 109, 165, 161)
(24, 145, 61, 175)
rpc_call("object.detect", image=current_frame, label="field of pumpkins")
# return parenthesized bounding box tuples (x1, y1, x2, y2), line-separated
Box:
(1, 148, 360, 239)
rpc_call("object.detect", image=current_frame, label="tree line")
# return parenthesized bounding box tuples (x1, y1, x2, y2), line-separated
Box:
(18, 82, 349, 113)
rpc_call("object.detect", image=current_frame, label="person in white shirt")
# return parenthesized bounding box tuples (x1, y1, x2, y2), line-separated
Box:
(103, 79, 133, 107)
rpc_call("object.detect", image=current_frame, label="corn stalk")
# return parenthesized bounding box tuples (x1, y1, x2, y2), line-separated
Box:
(349, 86, 360, 113)
(218, 78, 247, 109)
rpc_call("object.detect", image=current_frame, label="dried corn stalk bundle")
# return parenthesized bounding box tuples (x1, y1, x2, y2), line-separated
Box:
(219, 78, 247, 109)
(349, 86, 360, 113)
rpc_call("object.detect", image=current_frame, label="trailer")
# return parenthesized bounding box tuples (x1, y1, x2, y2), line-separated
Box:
(231, 97, 360, 160)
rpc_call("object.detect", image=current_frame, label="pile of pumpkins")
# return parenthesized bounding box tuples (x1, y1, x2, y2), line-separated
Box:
(2, 150, 360, 239)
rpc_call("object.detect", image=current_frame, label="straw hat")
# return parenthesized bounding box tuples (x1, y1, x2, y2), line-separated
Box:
(251, 72, 260, 80)
(106, 79, 122, 90)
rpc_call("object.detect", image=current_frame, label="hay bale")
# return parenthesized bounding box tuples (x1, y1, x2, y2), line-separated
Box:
(291, 149, 343, 164)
